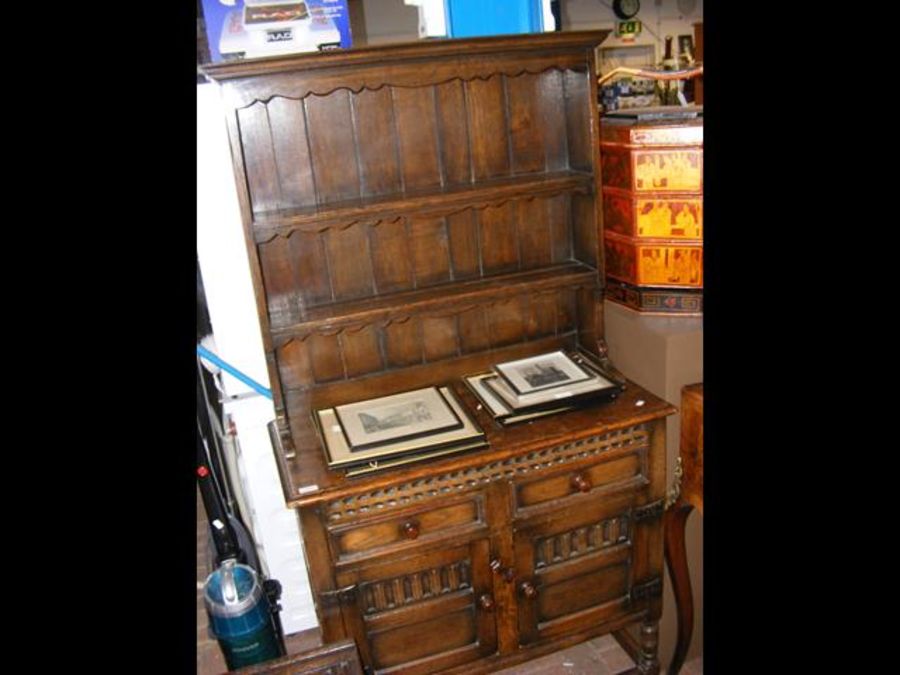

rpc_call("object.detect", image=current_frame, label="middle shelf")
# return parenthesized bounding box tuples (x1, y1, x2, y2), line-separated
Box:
(269, 261, 599, 343)
(252, 170, 594, 242)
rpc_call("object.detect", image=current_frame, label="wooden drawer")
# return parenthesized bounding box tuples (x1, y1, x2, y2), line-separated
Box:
(328, 494, 485, 562)
(513, 447, 646, 515)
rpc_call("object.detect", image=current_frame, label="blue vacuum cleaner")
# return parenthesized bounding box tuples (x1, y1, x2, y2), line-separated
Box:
(197, 349, 285, 670)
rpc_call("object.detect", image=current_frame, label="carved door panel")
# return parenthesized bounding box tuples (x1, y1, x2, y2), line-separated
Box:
(334, 538, 497, 674)
(513, 491, 648, 645)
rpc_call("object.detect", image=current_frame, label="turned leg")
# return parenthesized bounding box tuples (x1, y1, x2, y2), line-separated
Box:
(664, 501, 695, 675)
(637, 618, 660, 674)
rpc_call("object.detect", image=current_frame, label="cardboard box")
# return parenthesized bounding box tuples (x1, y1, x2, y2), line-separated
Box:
(201, 0, 352, 62)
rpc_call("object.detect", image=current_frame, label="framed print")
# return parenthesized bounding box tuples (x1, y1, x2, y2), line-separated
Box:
(317, 387, 485, 469)
(486, 366, 617, 412)
(494, 350, 593, 396)
(334, 386, 462, 451)
(464, 372, 574, 425)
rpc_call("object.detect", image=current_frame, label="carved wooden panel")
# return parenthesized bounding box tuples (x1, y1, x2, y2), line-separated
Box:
(534, 514, 630, 569)
(324, 425, 649, 522)
(360, 560, 472, 615)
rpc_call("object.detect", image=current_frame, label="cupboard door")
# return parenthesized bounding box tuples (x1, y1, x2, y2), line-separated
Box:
(513, 492, 650, 645)
(335, 539, 497, 674)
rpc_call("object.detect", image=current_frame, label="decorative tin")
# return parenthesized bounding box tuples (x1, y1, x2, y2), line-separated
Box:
(605, 278, 702, 316)
(600, 110, 703, 314)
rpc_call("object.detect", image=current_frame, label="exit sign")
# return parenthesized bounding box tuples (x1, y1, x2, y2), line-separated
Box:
(616, 20, 642, 37)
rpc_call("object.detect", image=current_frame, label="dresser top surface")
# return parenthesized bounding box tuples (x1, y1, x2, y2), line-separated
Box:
(281, 377, 675, 507)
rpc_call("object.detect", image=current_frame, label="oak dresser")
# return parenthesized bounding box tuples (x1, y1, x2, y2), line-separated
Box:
(202, 31, 676, 674)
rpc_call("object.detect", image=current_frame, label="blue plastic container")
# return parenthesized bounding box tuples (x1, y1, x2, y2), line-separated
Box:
(204, 560, 281, 669)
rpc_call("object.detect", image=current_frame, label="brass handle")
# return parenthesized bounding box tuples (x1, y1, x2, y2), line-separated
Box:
(490, 558, 515, 583)
(478, 594, 495, 611)
(400, 520, 420, 540)
(571, 473, 592, 493)
(520, 581, 538, 599)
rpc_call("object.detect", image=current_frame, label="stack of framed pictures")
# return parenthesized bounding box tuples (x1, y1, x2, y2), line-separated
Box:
(314, 386, 487, 476)
(464, 350, 625, 425)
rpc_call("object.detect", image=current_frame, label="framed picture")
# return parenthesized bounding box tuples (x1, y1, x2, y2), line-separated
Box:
(464, 372, 574, 425)
(333, 386, 462, 451)
(494, 350, 593, 396)
(678, 34, 695, 57)
(485, 369, 616, 412)
(316, 387, 485, 469)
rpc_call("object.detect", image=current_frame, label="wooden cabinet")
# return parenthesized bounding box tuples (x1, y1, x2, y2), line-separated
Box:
(202, 31, 675, 674)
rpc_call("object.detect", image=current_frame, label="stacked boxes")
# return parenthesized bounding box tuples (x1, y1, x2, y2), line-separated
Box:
(600, 109, 703, 314)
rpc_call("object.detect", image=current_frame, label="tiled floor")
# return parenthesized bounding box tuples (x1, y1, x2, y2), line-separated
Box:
(198, 487, 701, 674)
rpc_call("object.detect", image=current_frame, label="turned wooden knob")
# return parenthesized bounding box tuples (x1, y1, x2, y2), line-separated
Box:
(571, 473, 592, 493)
(399, 520, 420, 540)
(478, 594, 495, 611)
(490, 559, 515, 583)
(520, 581, 538, 599)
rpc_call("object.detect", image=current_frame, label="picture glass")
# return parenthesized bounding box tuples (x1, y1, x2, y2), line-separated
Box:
(494, 350, 592, 395)
(334, 387, 462, 451)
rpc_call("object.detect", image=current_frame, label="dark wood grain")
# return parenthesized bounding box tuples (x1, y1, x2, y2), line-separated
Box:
(392, 86, 443, 191)
(466, 76, 510, 180)
(435, 80, 472, 185)
(368, 217, 414, 294)
(506, 73, 546, 175)
(305, 91, 360, 203)
(266, 96, 317, 209)
(351, 87, 402, 197)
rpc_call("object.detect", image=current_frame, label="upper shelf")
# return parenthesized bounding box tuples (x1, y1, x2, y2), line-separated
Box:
(252, 170, 594, 242)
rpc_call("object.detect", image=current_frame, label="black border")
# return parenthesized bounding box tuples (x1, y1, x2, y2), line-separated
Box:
(333, 386, 464, 452)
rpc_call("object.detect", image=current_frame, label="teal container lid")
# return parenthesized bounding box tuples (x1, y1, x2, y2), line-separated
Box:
(204, 560, 263, 618)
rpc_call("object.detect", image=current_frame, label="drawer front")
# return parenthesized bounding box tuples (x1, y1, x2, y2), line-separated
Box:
(514, 446, 646, 514)
(513, 492, 662, 645)
(334, 539, 497, 674)
(329, 495, 484, 562)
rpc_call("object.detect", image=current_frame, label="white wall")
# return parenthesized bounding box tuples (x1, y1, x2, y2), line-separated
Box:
(197, 83, 317, 635)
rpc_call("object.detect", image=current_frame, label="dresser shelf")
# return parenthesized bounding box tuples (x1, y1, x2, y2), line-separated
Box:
(269, 262, 598, 341)
(253, 171, 594, 242)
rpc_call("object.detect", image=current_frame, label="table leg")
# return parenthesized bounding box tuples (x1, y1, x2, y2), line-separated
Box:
(664, 500, 695, 675)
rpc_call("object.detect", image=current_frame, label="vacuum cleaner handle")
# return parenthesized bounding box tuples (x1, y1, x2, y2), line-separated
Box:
(197, 421, 243, 565)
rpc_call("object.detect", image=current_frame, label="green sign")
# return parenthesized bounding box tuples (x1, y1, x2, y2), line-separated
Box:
(616, 20, 642, 37)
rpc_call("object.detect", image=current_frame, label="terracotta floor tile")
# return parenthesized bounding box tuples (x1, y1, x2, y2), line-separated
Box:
(588, 633, 620, 653)
(598, 645, 636, 673)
